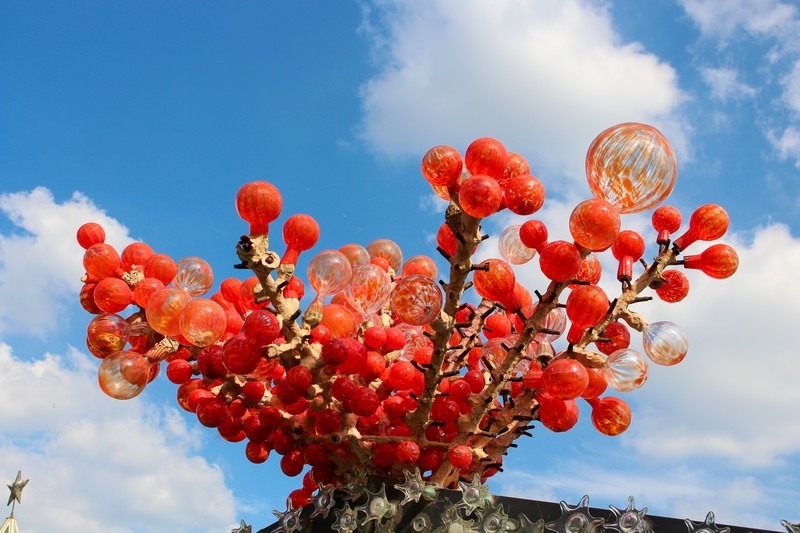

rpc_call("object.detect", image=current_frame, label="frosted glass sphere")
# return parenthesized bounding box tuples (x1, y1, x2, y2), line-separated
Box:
(604, 348, 649, 392)
(643, 321, 688, 366)
(498, 225, 536, 265)
(174, 256, 214, 297)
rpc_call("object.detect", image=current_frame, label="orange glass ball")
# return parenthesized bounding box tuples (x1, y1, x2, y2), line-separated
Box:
(683, 244, 739, 279)
(401, 255, 437, 279)
(121, 242, 155, 272)
(569, 198, 621, 251)
(93, 277, 131, 313)
(83, 243, 122, 280)
(98, 350, 153, 400)
(367, 239, 403, 272)
(422, 145, 463, 187)
(588, 396, 632, 436)
(320, 303, 358, 339)
(539, 241, 581, 282)
(542, 358, 589, 400)
(87, 313, 130, 357)
(503, 174, 545, 216)
(144, 253, 177, 285)
(145, 286, 193, 337)
(472, 258, 517, 309)
(179, 298, 228, 347)
(282, 214, 320, 266)
(174, 256, 214, 297)
(673, 204, 729, 252)
(391, 274, 443, 326)
(339, 243, 371, 267)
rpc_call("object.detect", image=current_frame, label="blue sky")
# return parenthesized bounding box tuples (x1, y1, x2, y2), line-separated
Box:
(1, 1, 799, 531)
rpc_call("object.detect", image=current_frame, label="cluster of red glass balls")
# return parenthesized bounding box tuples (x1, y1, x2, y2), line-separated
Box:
(77, 123, 738, 508)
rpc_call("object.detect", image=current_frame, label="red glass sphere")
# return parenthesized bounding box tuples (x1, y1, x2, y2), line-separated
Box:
(542, 358, 589, 400)
(519, 220, 548, 253)
(503, 174, 545, 215)
(77, 222, 106, 249)
(539, 241, 581, 282)
(458, 174, 503, 218)
(472, 258, 517, 309)
(465, 137, 508, 180)
(537, 394, 579, 432)
(652, 205, 682, 244)
(655, 269, 690, 302)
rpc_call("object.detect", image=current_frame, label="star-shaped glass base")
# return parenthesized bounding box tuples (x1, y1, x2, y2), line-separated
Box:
(684, 512, 731, 533)
(607, 496, 649, 533)
(545, 495, 605, 533)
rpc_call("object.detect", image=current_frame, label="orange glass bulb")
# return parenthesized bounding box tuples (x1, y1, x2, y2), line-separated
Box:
(77, 222, 106, 249)
(519, 220, 548, 253)
(651, 205, 682, 245)
(401, 255, 437, 279)
(281, 214, 320, 266)
(539, 241, 581, 283)
(586, 122, 677, 214)
(683, 244, 739, 279)
(236, 181, 283, 235)
(472, 258, 518, 310)
(655, 269, 690, 303)
(565, 284, 608, 343)
(672, 204, 729, 251)
(611, 230, 645, 282)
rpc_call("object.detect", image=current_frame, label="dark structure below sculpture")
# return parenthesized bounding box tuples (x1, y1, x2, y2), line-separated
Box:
(255, 477, 788, 533)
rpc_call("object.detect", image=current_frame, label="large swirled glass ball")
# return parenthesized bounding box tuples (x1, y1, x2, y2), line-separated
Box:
(586, 123, 677, 214)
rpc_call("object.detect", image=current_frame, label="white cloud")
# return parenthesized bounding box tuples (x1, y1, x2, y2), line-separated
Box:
(679, 0, 800, 45)
(628, 223, 800, 468)
(0, 342, 238, 532)
(699, 66, 757, 102)
(496, 220, 800, 469)
(0, 188, 134, 337)
(783, 59, 800, 112)
(358, 0, 685, 183)
(768, 126, 800, 167)
(679, 1, 800, 175)
(478, 218, 800, 526)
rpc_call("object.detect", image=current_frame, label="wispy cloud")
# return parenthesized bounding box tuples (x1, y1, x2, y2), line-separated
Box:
(700, 66, 757, 102)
